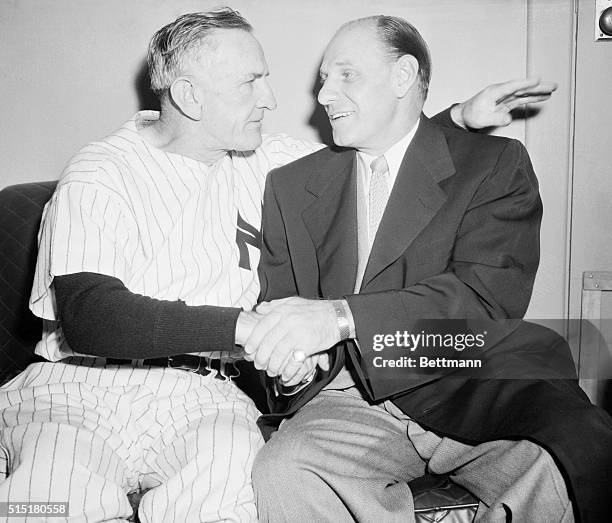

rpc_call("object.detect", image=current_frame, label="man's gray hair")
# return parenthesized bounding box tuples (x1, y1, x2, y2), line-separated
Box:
(147, 8, 252, 96)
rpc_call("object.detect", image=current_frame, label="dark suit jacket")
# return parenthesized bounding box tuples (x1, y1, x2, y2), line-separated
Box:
(257, 114, 612, 522)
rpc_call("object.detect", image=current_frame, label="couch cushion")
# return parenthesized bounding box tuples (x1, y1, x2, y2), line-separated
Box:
(0, 181, 57, 385)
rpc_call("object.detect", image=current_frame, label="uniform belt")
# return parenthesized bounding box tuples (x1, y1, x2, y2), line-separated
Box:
(106, 355, 237, 380)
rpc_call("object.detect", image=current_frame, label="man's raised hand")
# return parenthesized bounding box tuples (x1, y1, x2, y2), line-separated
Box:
(452, 77, 558, 129)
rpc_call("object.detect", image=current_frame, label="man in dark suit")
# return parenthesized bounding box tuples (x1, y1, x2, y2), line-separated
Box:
(244, 15, 612, 523)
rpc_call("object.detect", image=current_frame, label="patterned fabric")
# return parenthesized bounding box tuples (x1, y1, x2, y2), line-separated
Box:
(1, 113, 320, 521)
(368, 155, 390, 246)
(29, 111, 320, 362)
(0, 182, 481, 522)
(0, 359, 263, 522)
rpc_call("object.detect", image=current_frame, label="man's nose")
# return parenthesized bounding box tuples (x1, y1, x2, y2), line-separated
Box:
(259, 80, 277, 111)
(317, 78, 337, 106)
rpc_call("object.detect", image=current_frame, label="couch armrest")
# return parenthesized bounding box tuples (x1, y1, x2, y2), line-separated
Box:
(0, 181, 57, 385)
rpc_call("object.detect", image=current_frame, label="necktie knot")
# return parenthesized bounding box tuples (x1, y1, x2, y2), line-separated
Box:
(370, 155, 389, 178)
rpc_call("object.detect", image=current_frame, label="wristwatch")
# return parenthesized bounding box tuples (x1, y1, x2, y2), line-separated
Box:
(331, 299, 351, 340)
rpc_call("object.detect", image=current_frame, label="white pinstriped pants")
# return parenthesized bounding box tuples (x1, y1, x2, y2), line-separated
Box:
(0, 360, 263, 522)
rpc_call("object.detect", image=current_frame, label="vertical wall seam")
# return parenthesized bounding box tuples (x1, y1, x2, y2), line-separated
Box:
(525, 0, 531, 147)
(566, 0, 579, 328)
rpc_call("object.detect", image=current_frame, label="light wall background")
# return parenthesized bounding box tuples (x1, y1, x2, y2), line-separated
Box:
(1, 0, 609, 326)
(0, 0, 531, 187)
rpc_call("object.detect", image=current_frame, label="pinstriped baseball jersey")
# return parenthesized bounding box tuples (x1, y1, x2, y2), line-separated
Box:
(1, 111, 320, 522)
(30, 110, 320, 362)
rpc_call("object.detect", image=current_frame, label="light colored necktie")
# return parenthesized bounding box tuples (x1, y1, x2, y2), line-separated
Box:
(368, 155, 390, 245)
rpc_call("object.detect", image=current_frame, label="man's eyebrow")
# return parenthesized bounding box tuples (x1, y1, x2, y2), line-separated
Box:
(319, 60, 354, 75)
(240, 72, 268, 81)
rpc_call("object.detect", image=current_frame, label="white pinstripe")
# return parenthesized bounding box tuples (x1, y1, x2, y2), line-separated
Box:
(30, 112, 319, 362)
(0, 361, 262, 522)
(1, 111, 321, 522)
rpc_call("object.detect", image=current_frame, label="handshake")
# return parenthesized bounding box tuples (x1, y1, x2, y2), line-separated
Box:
(235, 297, 345, 387)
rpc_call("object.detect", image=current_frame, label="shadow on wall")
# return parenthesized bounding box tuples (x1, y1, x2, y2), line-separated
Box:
(306, 67, 353, 151)
(475, 106, 543, 135)
(135, 59, 161, 112)
(307, 70, 334, 148)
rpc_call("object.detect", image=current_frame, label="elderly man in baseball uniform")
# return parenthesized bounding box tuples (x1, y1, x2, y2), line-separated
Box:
(0, 7, 555, 523)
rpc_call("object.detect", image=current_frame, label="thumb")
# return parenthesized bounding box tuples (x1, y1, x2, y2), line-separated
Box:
(497, 112, 513, 127)
(317, 353, 330, 371)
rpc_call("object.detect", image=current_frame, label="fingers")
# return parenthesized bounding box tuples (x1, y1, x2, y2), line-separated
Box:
(281, 368, 310, 388)
(281, 352, 328, 385)
(264, 333, 295, 376)
(511, 82, 558, 98)
(493, 78, 558, 103)
(280, 356, 314, 386)
(503, 94, 554, 111)
(487, 77, 542, 101)
(243, 313, 282, 362)
(256, 297, 295, 314)
(252, 323, 290, 371)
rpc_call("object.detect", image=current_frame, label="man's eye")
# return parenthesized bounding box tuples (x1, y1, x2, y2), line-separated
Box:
(342, 71, 355, 80)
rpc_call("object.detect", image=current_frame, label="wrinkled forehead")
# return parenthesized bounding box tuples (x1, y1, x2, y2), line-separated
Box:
(320, 21, 387, 72)
(192, 28, 269, 77)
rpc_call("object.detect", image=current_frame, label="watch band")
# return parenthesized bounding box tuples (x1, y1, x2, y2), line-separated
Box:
(331, 299, 351, 340)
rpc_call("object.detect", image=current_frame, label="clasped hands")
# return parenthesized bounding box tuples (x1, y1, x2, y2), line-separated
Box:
(236, 297, 340, 387)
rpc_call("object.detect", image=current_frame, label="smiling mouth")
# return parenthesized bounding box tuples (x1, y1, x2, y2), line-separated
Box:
(329, 111, 354, 121)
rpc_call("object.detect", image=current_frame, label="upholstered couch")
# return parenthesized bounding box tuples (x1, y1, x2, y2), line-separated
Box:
(0, 181, 478, 522)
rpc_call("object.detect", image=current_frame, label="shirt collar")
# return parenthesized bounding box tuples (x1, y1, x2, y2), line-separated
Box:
(357, 118, 420, 189)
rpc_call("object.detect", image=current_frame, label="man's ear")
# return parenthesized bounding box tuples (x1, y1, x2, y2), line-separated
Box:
(393, 54, 419, 98)
(169, 77, 202, 120)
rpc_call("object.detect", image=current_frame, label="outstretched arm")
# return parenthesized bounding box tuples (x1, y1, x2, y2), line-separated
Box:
(448, 77, 557, 129)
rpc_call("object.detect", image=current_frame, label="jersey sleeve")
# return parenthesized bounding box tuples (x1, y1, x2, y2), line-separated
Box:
(30, 167, 138, 321)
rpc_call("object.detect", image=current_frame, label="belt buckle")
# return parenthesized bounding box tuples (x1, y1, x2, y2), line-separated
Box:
(167, 355, 201, 373)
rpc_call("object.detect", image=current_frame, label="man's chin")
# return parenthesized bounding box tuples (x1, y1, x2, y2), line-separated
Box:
(234, 134, 263, 152)
(331, 131, 352, 149)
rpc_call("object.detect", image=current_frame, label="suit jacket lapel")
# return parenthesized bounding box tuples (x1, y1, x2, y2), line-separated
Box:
(301, 149, 359, 298)
(361, 115, 456, 289)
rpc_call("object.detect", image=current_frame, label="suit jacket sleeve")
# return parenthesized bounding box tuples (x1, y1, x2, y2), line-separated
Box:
(431, 106, 463, 130)
(258, 171, 321, 411)
(345, 139, 542, 400)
